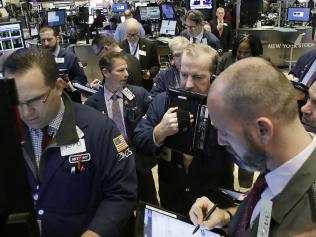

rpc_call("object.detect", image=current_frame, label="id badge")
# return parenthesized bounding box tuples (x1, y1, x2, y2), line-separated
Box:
(257, 199, 273, 237)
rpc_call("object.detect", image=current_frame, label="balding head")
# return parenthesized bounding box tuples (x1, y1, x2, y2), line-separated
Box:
(209, 57, 298, 124)
(125, 18, 141, 44)
(125, 18, 140, 33)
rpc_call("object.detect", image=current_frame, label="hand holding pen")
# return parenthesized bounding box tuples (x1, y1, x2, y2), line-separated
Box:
(192, 204, 218, 234)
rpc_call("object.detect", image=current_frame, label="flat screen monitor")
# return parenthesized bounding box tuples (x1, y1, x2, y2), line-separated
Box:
(0, 22, 25, 56)
(135, 2, 148, 8)
(287, 7, 310, 22)
(47, 9, 66, 27)
(135, 202, 224, 237)
(79, 7, 89, 23)
(160, 20, 176, 36)
(139, 6, 161, 21)
(98, 29, 115, 37)
(112, 3, 128, 13)
(160, 3, 176, 19)
(190, 0, 212, 10)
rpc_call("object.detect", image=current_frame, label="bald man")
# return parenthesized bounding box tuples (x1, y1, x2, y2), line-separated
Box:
(114, 9, 145, 43)
(120, 18, 160, 91)
(190, 58, 316, 236)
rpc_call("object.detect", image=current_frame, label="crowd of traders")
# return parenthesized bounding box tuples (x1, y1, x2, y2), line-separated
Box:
(3, 3, 316, 237)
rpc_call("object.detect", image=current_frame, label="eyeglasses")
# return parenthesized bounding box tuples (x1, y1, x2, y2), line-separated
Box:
(19, 88, 52, 108)
(126, 33, 139, 38)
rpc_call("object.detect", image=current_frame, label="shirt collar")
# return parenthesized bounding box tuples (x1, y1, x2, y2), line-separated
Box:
(52, 45, 61, 57)
(192, 29, 204, 43)
(265, 132, 316, 196)
(103, 85, 123, 101)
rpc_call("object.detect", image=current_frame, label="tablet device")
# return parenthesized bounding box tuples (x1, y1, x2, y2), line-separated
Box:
(165, 87, 209, 156)
(135, 202, 226, 237)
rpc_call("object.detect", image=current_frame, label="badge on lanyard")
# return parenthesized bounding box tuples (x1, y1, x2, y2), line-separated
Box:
(55, 57, 65, 64)
(257, 199, 273, 237)
(139, 50, 146, 56)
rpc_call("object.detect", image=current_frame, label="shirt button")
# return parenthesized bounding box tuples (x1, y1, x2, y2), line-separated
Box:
(185, 188, 190, 192)
(38, 209, 44, 215)
(33, 194, 39, 201)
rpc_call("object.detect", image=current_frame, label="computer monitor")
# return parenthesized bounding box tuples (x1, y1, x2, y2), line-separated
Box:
(287, 7, 310, 22)
(160, 20, 176, 36)
(98, 29, 115, 37)
(0, 22, 25, 56)
(190, 0, 212, 10)
(79, 7, 89, 23)
(112, 3, 128, 13)
(135, 1, 148, 8)
(139, 6, 161, 21)
(160, 2, 176, 20)
(47, 9, 66, 27)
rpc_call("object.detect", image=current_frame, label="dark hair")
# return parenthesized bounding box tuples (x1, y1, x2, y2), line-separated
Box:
(3, 48, 58, 88)
(39, 26, 59, 37)
(92, 34, 118, 48)
(184, 10, 204, 25)
(95, 9, 101, 15)
(99, 51, 127, 72)
(232, 33, 262, 58)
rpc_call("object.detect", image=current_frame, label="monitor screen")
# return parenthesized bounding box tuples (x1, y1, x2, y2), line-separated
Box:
(139, 6, 161, 21)
(287, 7, 310, 22)
(47, 9, 66, 27)
(161, 3, 176, 19)
(190, 0, 212, 10)
(112, 3, 128, 13)
(98, 29, 115, 37)
(135, 2, 148, 8)
(160, 20, 176, 36)
(137, 204, 222, 237)
(0, 22, 25, 56)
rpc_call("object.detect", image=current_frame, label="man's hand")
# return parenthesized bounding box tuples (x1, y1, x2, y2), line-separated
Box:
(81, 230, 101, 237)
(154, 107, 179, 145)
(189, 196, 234, 230)
(90, 79, 102, 89)
(142, 70, 151, 80)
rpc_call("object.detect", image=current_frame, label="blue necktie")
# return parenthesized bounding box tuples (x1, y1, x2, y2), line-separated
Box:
(112, 94, 127, 137)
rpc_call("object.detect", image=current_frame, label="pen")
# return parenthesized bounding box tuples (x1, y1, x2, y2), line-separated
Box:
(192, 204, 218, 234)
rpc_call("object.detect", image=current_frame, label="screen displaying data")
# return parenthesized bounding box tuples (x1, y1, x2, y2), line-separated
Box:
(0, 22, 24, 56)
(143, 205, 221, 237)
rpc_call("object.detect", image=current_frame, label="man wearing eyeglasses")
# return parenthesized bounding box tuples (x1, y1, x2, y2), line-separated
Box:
(39, 26, 87, 102)
(150, 36, 189, 98)
(180, 10, 221, 51)
(3, 48, 137, 237)
(120, 18, 160, 91)
(90, 34, 143, 88)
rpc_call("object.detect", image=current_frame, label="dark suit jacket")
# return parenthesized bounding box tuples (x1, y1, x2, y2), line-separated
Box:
(84, 85, 154, 173)
(229, 149, 316, 237)
(290, 49, 316, 82)
(210, 19, 232, 52)
(179, 29, 221, 51)
(122, 52, 143, 87)
(120, 38, 160, 80)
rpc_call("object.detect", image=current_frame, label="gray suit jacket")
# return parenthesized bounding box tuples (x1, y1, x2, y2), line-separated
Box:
(229, 150, 316, 236)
